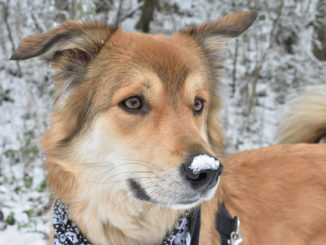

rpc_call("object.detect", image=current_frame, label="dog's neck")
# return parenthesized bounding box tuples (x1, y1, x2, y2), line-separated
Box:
(67, 191, 184, 245)
(49, 162, 184, 245)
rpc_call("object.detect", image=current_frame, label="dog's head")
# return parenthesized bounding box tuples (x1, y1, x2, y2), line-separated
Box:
(12, 12, 256, 209)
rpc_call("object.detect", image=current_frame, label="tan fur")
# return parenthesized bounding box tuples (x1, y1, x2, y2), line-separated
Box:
(218, 144, 326, 245)
(277, 85, 326, 144)
(12, 11, 326, 245)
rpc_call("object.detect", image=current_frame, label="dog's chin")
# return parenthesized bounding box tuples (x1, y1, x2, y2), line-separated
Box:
(165, 199, 202, 210)
(165, 183, 219, 210)
(132, 195, 203, 210)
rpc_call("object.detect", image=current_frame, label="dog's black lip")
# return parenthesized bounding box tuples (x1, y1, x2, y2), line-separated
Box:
(128, 178, 151, 201)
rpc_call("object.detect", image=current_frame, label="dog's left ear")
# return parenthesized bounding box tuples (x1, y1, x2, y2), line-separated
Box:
(180, 11, 257, 59)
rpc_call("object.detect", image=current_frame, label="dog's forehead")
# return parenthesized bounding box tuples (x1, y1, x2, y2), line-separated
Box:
(105, 31, 208, 92)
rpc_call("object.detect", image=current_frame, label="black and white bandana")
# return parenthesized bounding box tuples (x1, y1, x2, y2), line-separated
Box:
(52, 199, 91, 245)
(52, 199, 200, 245)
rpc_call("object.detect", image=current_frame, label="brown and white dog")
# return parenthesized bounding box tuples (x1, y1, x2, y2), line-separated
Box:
(11, 12, 326, 245)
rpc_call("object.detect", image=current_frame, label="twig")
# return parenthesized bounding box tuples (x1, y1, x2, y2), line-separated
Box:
(1, 0, 22, 77)
(119, 4, 143, 23)
(231, 38, 239, 97)
(114, 0, 124, 27)
(31, 12, 45, 33)
(247, 0, 284, 114)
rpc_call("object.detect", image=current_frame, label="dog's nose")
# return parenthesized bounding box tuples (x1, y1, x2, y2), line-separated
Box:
(181, 154, 223, 191)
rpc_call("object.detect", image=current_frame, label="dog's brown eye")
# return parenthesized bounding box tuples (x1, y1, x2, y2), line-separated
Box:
(119, 96, 150, 114)
(124, 96, 142, 110)
(193, 98, 204, 114)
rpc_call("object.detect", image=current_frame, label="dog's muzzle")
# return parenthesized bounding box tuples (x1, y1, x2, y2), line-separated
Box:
(181, 153, 223, 192)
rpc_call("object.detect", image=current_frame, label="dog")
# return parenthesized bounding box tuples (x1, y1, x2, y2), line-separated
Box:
(207, 86, 326, 244)
(11, 11, 326, 245)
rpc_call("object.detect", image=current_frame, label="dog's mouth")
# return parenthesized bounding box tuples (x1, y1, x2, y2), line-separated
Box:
(126, 154, 223, 209)
(128, 178, 152, 202)
(127, 171, 221, 209)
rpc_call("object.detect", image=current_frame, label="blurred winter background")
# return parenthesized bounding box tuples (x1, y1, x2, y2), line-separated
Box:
(0, 0, 325, 243)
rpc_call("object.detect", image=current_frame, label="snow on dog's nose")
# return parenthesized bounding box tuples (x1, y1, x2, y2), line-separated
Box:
(190, 154, 221, 174)
(181, 154, 223, 191)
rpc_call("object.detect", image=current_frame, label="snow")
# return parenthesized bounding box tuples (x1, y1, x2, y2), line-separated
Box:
(0, 226, 47, 245)
(1, 0, 325, 244)
(190, 155, 220, 174)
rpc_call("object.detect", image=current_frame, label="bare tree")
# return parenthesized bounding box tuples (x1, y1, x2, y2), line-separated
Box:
(136, 0, 158, 33)
(0, 0, 22, 77)
(313, 0, 326, 61)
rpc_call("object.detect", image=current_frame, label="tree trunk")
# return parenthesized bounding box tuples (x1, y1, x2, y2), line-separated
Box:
(136, 0, 157, 33)
(313, 0, 326, 61)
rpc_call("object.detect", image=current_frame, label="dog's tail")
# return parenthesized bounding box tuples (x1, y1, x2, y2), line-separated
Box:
(276, 85, 326, 144)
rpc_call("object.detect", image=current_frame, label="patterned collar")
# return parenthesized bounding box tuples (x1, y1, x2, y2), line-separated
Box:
(52, 199, 201, 245)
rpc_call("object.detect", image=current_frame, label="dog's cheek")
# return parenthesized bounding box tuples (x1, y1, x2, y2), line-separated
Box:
(106, 108, 144, 136)
(76, 114, 146, 163)
(73, 116, 117, 164)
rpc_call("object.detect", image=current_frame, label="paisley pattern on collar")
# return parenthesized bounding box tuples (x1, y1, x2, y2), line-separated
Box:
(52, 199, 200, 245)
(52, 199, 91, 245)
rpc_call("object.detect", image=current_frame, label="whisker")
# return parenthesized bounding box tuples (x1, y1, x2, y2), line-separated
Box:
(87, 176, 160, 184)
(122, 159, 176, 168)
(82, 161, 155, 169)
(86, 170, 156, 182)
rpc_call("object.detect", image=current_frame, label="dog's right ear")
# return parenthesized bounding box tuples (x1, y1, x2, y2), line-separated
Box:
(11, 22, 116, 98)
(11, 21, 115, 62)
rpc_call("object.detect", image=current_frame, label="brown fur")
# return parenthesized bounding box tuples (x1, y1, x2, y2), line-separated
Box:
(199, 144, 326, 245)
(219, 144, 326, 245)
(11, 11, 326, 245)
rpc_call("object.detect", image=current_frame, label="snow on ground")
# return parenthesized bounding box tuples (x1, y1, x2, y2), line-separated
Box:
(0, 0, 325, 244)
(0, 225, 48, 245)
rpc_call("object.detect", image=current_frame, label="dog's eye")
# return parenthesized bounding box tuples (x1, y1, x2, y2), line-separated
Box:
(193, 98, 205, 114)
(119, 96, 151, 114)
(122, 96, 142, 110)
